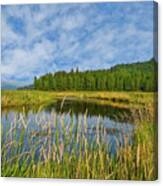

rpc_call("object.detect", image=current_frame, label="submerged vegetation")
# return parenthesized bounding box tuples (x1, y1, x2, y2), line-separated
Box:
(1, 90, 157, 180)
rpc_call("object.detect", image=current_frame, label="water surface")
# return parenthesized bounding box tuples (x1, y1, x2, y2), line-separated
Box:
(2, 99, 135, 159)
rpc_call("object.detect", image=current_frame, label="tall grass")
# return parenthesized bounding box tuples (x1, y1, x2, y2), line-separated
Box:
(1, 109, 157, 180)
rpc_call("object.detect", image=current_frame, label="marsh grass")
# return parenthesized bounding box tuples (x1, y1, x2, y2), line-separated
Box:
(1, 91, 157, 179)
(2, 90, 156, 110)
(1, 90, 57, 108)
(1, 107, 157, 180)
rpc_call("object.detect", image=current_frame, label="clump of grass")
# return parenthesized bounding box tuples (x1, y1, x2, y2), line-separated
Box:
(1, 108, 157, 180)
(1, 90, 57, 108)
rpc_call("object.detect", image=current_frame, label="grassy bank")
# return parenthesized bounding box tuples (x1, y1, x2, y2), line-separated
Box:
(1, 90, 156, 110)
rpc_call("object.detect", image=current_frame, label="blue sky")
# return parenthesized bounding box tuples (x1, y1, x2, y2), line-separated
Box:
(1, 1, 155, 87)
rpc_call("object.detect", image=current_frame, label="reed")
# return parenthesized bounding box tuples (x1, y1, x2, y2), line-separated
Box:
(1, 108, 157, 180)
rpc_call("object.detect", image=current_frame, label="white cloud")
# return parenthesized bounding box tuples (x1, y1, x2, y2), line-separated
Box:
(1, 2, 154, 85)
(1, 39, 57, 82)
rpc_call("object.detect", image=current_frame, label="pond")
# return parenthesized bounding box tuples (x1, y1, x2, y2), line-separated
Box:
(1, 99, 135, 161)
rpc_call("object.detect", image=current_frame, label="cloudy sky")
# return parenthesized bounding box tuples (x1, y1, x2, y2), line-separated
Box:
(1, 1, 155, 87)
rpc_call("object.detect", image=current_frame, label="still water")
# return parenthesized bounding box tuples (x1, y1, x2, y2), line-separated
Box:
(1, 99, 135, 159)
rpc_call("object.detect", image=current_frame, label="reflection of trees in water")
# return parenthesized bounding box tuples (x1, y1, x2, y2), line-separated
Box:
(2, 99, 133, 123)
(45, 100, 133, 123)
(2, 100, 135, 158)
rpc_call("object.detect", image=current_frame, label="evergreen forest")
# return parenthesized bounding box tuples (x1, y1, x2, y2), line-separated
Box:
(33, 59, 157, 92)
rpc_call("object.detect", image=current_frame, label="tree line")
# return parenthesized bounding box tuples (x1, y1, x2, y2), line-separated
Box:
(33, 58, 158, 92)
